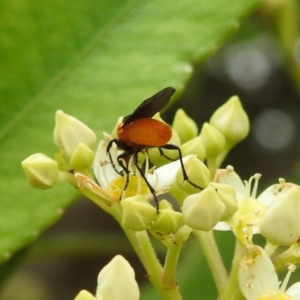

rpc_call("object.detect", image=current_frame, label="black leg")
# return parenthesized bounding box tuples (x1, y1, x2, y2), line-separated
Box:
(106, 139, 124, 176)
(106, 139, 160, 211)
(158, 148, 177, 161)
(132, 152, 159, 213)
(160, 144, 203, 190)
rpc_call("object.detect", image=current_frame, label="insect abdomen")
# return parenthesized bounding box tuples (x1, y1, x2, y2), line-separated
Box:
(126, 118, 172, 147)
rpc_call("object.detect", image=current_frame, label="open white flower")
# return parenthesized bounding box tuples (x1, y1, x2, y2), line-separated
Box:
(76, 134, 195, 206)
(213, 166, 265, 237)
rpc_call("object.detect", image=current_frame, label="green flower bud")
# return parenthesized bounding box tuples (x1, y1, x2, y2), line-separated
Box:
(22, 153, 59, 189)
(208, 182, 238, 220)
(210, 96, 249, 145)
(182, 187, 225, 231)
(172, 109, 198, 144)
(74, 290, 95, 300)
(70, 142, 95, 170)
(148, 129, 180, 166)
(181, 136, 206, 161)
(54, 110, 97, 158)
(121, 195, 156, 231)
(175, 156, 211, 194)
(260, 186, 300, 246)
(151, 200, 183, 233)
(96, 255, 140, 300)
(169, 182, 190, 205)
(199, 123, 226, 157)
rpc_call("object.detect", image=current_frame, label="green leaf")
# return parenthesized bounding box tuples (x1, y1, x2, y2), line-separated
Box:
(0, 0, 259, 264)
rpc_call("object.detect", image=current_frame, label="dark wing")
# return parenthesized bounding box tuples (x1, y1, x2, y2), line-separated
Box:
(122, 87, 175, 126)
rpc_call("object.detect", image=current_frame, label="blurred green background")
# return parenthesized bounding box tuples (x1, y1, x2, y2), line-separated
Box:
(1, 0, 300, 299)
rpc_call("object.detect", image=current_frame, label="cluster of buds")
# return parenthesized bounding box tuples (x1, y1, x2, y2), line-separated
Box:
(21, 93, 300, 299)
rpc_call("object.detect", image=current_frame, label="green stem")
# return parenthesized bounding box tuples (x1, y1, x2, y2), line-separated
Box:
(193, 230, 228, 294)
(111, 204, 182, 300)
(207, 145, 232, 177)
(162, 246, 181, 288)
(123, 229, 182, 300)
(218, 240, 244, 300)
(162, 226, 192, 290)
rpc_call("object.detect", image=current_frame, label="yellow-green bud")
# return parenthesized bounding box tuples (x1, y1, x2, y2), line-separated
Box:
(74, 290, 95, 300)
(54, 110, 97, 158)
(209, 96, 249, 144)
(169, 182, 191, 205)
(151, 200, 183, 233)
(172, 109, 198, 144)
(182, 187, 225, 231)
(208, 182, 238, 220)
(260, 186, 300, 246)
(176, 156, 210, 194)
(70, 142, 95, 170)
(22, 153, 59, 189)
(96, 255, 140, 300)
(181, 136, 206, 161)
(121, 195, 156, 231)
(199, 123, 226, 157)
(148, 129, 180, 166)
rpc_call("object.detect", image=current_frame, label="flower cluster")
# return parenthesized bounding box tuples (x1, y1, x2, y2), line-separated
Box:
(22, 94, 300, 299)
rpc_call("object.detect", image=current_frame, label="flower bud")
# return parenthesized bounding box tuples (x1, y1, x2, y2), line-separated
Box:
(96, 255, 140, 300)
(172, 109, 198, 144)
(54, 110, 97, 158)
(148, 129, 180, 166)
(208, 182, 238, 220)
(121, 195, 156, 231)
(260, 186, 300, 246)
(176, 156, 210, 194)
(74, 290, 95, 300)
(210, 96, 249, 145)
(199, 123, 226, 157)
(22, 153, 59, 189)
(181, 136, 206, 161)
(151, 200, 183, 233)
(70, 142, 95, 170)
(182, 187, 225, 231)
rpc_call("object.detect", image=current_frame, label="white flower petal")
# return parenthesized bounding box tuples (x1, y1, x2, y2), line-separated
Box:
(213, 221, 231, 231)
(239, 245, 279, 300)
(286, 282, 300, 299)
(93, 140, 121, 187)
(257, 184, 280, 208)
(147, 155, 192, 189)
(214, 166, 245, 199)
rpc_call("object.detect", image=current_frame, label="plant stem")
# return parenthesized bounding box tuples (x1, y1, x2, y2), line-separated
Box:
(162, 244, 182, 288)
(162, 225, 192, 288)
(218, 240, 244, 300)
(123, 229, 182, 300)
(194, 230, 228, 294)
